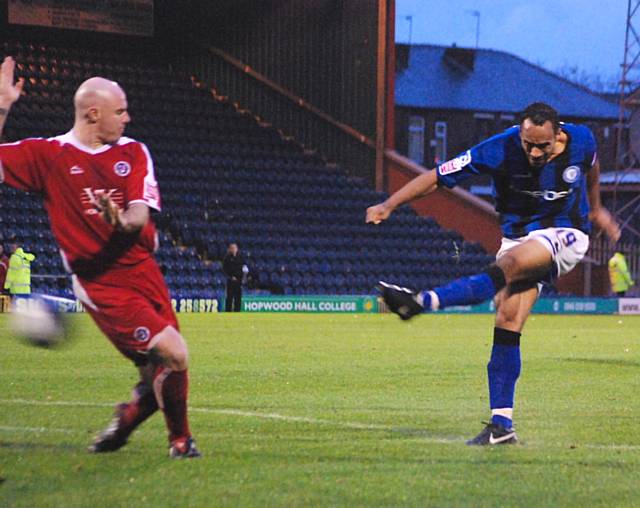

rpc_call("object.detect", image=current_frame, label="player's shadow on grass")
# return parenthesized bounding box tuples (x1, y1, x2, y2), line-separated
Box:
(558, 357, 640, 368)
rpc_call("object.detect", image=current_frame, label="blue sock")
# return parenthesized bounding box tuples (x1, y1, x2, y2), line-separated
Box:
(491, 414, 513, 428)
(431, 272, 500, 310)
(488, 328, 521, 428)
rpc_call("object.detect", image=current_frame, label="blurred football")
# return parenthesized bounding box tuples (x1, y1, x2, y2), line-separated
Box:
(9, 296, 67, 348)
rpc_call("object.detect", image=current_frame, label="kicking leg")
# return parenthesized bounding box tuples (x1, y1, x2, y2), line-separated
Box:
(378, 239, 551, 319)
(89, 362, 159, 453)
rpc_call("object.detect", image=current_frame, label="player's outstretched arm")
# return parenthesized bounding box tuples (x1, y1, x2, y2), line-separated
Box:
(587, 159, 620, 242)
(366, 169, 438, 224)
(0, 57, 25, 138)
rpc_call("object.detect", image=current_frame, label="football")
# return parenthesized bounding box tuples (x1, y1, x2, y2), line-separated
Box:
(9, 296, 68, 348)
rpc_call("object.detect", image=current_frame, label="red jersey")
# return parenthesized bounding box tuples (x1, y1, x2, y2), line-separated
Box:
(0, 253, 8, 290)
(0, 131, 161, 277)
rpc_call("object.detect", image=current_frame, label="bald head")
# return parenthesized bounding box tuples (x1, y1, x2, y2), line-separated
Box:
(72, 77, 130, 147)
(74, 77, 125, 113)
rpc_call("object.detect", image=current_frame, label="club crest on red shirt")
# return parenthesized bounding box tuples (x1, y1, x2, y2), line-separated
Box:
(134, 326, 150, 341)
(114, 161, 132, 177)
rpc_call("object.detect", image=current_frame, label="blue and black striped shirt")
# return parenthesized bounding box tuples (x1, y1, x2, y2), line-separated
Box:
(436, 123, 596, 239)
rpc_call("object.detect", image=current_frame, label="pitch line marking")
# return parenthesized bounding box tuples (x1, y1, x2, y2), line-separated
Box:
(0, 398, 387, 428)
(194, 407, 391, 430)
(0, 425, 75, 434)
(3, 399, 640, 449)
(0, 398, 402, 432)
(0, 398, 459, 443)
(0, 399, 404, 430)
(0, 398, 391, 430)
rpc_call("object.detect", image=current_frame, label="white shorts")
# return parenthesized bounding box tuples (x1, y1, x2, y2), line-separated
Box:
(497, 227, 589, 281)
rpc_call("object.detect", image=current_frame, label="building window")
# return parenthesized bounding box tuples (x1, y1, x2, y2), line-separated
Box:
(474, 112, 495, 143)
(433, 121, 447, 164)
(408, 115, 425, 164)
(499, 114, 516, 131)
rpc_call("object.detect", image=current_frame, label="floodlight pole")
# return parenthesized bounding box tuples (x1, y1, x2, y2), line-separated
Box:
(467, 10, 480, 48)
(616, 0, 640, 170)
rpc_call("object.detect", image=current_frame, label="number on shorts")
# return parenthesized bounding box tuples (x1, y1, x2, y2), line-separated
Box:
(561, 231, 577, 247)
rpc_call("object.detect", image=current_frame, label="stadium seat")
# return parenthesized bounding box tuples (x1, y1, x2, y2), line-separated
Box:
(2, 39, 507, 299)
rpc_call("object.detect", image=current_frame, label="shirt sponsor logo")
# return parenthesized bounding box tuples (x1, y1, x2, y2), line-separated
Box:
(438, 151, 472, 175)
(519, 188, 573, 201)
(114, 161, 132, 177)
(562, 166, 580, 183)
(81, 187, 124, 215)
(133, 326, 151, 342)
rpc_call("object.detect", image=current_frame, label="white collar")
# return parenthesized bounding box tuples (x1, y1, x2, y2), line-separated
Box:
(51, 131, 134, 154)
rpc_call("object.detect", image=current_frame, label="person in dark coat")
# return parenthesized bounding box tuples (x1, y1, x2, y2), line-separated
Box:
(222, 243, 245, 312)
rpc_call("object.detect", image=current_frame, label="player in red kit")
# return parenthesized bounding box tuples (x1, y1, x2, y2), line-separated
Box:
(0, 56, 200, 458)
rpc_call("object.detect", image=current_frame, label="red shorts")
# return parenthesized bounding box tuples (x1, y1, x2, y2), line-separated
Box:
(72, 257, 179, 365)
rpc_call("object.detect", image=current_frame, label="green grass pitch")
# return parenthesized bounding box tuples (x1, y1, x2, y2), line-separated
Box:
(1, 312, 639, 507)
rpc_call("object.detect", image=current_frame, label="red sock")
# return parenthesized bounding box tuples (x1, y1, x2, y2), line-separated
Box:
(119, 381, 159, 435)
(153, 366, 191, 443)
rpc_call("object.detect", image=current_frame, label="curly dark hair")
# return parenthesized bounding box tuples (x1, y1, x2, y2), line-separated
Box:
(520, 102, 560, 132)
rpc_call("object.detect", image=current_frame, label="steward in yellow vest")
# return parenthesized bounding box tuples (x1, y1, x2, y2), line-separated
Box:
(608, 251, 634, 297)
(4, 245, 36, 295)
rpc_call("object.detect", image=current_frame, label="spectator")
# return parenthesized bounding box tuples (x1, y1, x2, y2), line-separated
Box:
(0, 242, 9, 294)
(608, 251, 634, 296)
(4, 236, 35, 295)
(222, 243, 245, 311)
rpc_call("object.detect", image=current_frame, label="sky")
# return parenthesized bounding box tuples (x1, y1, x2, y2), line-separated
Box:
(395, 0, 629, 86)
